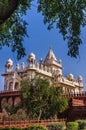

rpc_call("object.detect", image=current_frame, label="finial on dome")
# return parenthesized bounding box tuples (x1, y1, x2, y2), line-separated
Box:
(40, 58, 43, 64)
(59, 59, 62, 64)
(49, 45, 52, 50)
(21, 62, 25, 70)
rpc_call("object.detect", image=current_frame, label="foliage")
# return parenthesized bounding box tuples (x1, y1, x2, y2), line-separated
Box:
(76, 120, 86, 130)
(47, 123, 66, 130)
(1, 128, 12, 130)
(1, 98, 25, 120)
(0, 1, 85, 59)
(66, 122, 78, 130)
(1, 100, 21, 115)
(0, 0, 8, 11)
(12, 128, 22, 130)
(25, 125, 47, 130)
(38, 0, 86, 58)
(20, 77, 68, 120)
(1, 128, 22, 130)
(10, 108, 27, 120)
(0, 0, 32, 59)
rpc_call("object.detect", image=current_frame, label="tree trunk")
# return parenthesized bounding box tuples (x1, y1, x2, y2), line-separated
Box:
(38, 109, 42, 121)
(0, 0, 19, 24)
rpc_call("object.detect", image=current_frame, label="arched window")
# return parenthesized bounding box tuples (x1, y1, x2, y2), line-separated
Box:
(9, 82, 13, 90)
(15, 82, 19, 90)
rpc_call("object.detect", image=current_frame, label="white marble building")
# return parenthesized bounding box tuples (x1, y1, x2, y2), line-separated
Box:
(2, 48, 83, 94)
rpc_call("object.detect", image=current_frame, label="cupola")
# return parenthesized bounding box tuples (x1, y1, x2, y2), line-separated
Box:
(67, 73, 74, 81)
(78, 75, 83, 82)
(5, 59, 13, 69)
(27, 52, 36, 63)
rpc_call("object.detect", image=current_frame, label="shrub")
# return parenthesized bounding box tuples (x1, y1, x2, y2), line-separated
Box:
(25, 125, 47, 130)
(67, 122, 78, 130)
(1, 128, 12, 130)
(11, 128, 22, 130)
(0, 128, 22, 130)
(47, 123, 66, 130)
(76, 120, 86, 130)
(10, 109, 27, 120)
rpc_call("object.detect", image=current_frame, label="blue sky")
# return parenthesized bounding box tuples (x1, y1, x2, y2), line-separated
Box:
(0, 2, 86, 90)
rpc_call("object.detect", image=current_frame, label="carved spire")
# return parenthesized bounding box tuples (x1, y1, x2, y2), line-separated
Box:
(44, 47, 57, 63)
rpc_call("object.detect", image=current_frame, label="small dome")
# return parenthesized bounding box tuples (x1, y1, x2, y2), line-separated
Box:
(16, 63, 20, 70)
(30, 52, 35, 57)
(5, 59, 13, 68)
(27, 52, 36, 63)
(7, 59, 13, 64)
(21, 62, 25, 65)
(68, 73, 74, 80)
(40, 58, 43, 61)
(78, 75, 83, 81)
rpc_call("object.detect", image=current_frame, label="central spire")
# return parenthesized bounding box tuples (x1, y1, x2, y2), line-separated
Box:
(44, 47, 57, 62)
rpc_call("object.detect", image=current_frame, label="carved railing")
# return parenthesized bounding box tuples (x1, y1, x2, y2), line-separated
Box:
(1, 90, 86, 98)
(0, 118, 66, 128)
(0, 90, 21, 96)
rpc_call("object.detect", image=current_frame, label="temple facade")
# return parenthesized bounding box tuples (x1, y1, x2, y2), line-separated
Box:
(2, 48, 84, 94)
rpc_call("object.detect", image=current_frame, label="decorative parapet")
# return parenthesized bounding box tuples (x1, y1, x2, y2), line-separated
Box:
(28, 63, 52, 77)
(55, 76, 83, 88)
(66, 91, 86, 98)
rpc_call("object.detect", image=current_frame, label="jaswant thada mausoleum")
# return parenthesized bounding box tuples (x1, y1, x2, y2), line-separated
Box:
(2, 47, 83, 93)
(0, 47, 86, 121)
